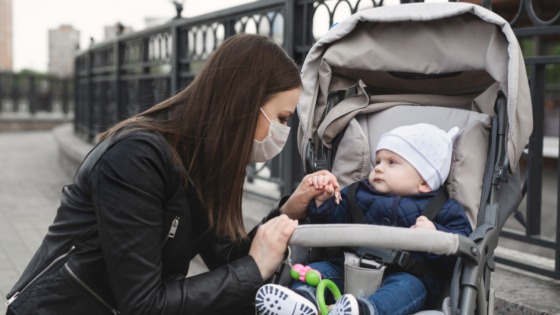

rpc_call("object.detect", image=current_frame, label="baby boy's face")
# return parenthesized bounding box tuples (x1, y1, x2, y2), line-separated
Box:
(369, 149, 428, 196)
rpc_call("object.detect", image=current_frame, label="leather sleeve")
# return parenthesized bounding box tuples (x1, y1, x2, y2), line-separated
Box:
(247, 196, 288, 239)
(197, 233, 253, 271)
(90, 135, 263, 315)
(198, 196, 289, 271)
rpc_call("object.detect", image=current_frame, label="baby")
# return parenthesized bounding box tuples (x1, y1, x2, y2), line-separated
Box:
(256, 123, 473, 315)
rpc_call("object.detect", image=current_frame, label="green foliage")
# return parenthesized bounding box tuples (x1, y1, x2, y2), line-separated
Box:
(519, 38, 560, 85)
(520, 38, 535, 58)
(17, 69, 53, 80)
(0, 69, 68, 92)
(547, 44, 560, 85)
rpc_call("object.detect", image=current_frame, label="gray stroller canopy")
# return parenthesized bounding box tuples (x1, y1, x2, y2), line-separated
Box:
(297, 2, 533, 172)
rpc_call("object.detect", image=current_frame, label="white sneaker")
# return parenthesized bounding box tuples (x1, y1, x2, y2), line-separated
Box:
(328, 294, 359, 315)
(256, 284, 318, 315)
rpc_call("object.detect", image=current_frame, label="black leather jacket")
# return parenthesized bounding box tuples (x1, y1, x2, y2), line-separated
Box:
(6, 130, 280, 315)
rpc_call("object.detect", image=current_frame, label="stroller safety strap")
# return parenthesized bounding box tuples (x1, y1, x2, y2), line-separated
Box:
(351, 246, 433, 277)
(288, 224, 460, 256)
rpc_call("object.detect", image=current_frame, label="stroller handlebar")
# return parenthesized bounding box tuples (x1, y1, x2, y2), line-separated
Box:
(288, 224, 462, 256)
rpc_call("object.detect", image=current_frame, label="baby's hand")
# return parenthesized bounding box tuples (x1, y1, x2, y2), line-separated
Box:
(411, 216, 436, 230)
(307, 172, 341, 207)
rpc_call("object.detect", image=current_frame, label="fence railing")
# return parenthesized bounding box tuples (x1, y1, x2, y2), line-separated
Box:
(74, 0, 559, 280)
(0, 72, 73, 116)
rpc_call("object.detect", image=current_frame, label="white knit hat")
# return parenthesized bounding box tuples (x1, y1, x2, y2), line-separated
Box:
(375, 123, 459, 190)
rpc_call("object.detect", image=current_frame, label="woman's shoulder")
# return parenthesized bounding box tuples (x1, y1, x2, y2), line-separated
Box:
(107, 129, 170, 156)
(111, 127, 167, 146)
(90, 129, 174, 176)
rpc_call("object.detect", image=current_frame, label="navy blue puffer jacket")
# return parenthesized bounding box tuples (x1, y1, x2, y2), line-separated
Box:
(307, 179, 473, 303)
(308, 179, 472, 236)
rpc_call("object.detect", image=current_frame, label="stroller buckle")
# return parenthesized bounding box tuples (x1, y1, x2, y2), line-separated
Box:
(395, 251, 411, 269)
(359, 253, 383, 269)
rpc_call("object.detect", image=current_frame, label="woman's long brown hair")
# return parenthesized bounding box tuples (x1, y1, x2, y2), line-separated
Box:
(98, 34, 302, 240)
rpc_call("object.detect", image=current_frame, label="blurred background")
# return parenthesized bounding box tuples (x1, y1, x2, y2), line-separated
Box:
(5, 0, 254, 72)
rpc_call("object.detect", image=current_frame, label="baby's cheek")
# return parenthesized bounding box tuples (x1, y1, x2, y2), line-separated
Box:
(367, 172, 375, 185)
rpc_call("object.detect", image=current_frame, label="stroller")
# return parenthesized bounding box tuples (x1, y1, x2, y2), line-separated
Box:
(279, 2, 533, 315)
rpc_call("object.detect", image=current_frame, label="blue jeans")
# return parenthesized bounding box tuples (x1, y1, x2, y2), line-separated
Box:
(291, 260, 427, 315)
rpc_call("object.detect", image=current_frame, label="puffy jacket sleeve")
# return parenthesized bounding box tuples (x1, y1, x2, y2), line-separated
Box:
(433, 198, 473, 237)
(308, 189, 350, 224)
(198, 196, 289, 271)
(90, 135, 263, 315)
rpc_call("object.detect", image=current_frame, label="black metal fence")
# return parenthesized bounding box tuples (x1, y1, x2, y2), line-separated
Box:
(74, 0, 559, 279)
(0, 72, 73, 115)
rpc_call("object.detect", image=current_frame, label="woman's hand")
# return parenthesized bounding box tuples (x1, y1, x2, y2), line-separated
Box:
(280, 170, 340, 220)
(249, 214, 298, 280)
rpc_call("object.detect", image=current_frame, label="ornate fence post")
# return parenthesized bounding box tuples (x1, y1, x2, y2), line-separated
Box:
(62, 77, 70, 114)
(278, 0, 305, 195)
(0, 73, 4, 113)
(170, 20, 180, 94)
(28, 75, 37, 115)
(526, 62, 545, 237)
(86, 51, 94, 141)
(13, 73, 19, 112)
(114, 38, 122, 127)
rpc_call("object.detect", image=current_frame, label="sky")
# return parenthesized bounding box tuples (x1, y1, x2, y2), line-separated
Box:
(12, 0, 255, 71)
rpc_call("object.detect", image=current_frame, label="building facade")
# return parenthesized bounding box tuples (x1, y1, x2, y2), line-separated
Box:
(48, 25, 80, 77)
(104, 22, 134, 40)
(0, 0, 13, 71)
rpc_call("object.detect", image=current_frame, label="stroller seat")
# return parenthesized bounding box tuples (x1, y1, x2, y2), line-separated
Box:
(288, 102, 491, 314)
(325, 100, 493, 227)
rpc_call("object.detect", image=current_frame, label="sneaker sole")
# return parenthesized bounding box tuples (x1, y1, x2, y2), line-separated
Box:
(256, 284, 317, 315)
(329, 294, 359, 315)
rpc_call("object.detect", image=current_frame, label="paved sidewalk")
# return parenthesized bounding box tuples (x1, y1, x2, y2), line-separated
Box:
(0, 131, 72, 312)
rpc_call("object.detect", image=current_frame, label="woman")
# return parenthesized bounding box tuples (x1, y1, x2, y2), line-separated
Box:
(5, 34, 337, 315)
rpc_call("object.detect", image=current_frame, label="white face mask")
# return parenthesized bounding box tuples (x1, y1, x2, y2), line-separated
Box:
(250, 108, 291, 163)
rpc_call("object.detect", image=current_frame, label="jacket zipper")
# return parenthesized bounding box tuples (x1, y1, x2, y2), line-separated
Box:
(6, 245, 76, 306)
(163, 216, 180, 246)
(62, 215, 179, 313)
(7, 217, 180, 309)
(64, 263, 120, 315)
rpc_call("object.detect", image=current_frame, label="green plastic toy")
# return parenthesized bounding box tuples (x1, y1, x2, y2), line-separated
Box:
(290, 264, 342, 315)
